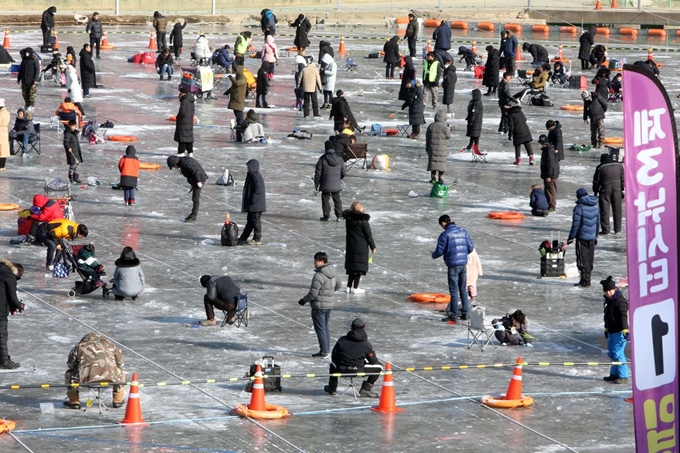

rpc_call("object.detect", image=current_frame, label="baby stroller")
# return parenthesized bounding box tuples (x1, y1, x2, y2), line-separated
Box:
(179, 66, 218, 99)
(56, 240, 108, 298)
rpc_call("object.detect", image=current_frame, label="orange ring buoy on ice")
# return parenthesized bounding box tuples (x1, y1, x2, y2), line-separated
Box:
(531, 25, 550, 34)
(107, 135, 138, 142)
(395, 17, 410, 25)
(488, 211, 524, 220)
(231, 403, 290, 420)
(450, 21, 468, 30)
(482, 395, 534, 409)
(504, 23, 522, 33)
(648, 28, 667, 37)
(139, 162, 161, 170)
(100, 44, 116, 50)
(0, 203, 20, 211)
(596, 27, 611, 36)
(0, 420, 17, 433)
(423, 19, 442, 28)
(619, 27, 638, 36)
(477, 22, 495, 32)
(406, 293, 451, 303)
(559, 104, 584, 111)
(603, 137, 624, 145)
(559, 26, 577, 34)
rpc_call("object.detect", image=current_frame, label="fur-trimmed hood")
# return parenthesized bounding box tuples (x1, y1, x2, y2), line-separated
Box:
(342, 210, 371, 222)
(0, 259, 21, 277)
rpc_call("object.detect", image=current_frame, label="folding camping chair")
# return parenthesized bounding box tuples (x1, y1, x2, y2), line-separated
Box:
(471, 146, 487, 163)
(467, 306, 496, 351)
(343, 143, 368, 170)
(222, 294, 248, 327)
(346, 58, 358, 72)
(83, 384, 109, 413)
(11, 123, 41, 156)
(339, 375, 361, 401)
(229, 118, 238, 141)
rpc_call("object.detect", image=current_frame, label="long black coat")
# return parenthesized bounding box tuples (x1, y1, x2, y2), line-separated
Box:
(592, 72, 611, 99)
(174, 93, 195, 143)
(466, 89, 483, 138)
(441, 64, 457, 105)
(398, 57, 416, 101)
(525, 43, 548, 63)
(170, 21, 187, 47)
(498, 79, 513, 106)
(578, 26, 596, 60)
(63, 128, 83, 165)
(314, 149, 346, 193)
(18, 54, 40, 84)
(383, 36, 400, 64)
(402, 83, 425, 126)
(548, 121, 564, 161)
(79, 49, 96, 89)
(507, 106, 532, 146)
(540, 144, 560, 180)
(329, 96, 358, 131)
(342, 210, 376, 274)
(241, 159, 266, 213)
(584, 93, 608, 122)
(41, 7, 56, 30)
(0, 260, 22, 318)
(482, 49, 500, 88)
(292, 15, 312, 49)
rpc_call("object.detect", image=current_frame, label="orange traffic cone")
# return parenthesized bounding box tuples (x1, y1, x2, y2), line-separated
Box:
(515, 45, 525, 62)
(471, 40, 477, 55)
(101, 30, 115, 49)
(611, 0, 618, 7)
(595, 0, 602, 10)
(482, 357, 534, 408)
(148, 31, 157, 50)
(338, 35, 346, 56)
(248, 365, 267, 411)
(371, 362, 404, 413)
(52, 28, 59, 51)
(647, 47, 654, 60)
(427, 39, 432, 53)
(2, 28, 10, 48)
(120, 372, 148, 425)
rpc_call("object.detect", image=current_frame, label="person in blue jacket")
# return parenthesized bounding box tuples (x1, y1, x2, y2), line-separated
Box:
(529, 184, 549, 217)
(432, 20, 451, 66)
(499, 30, 518, 75)
(567, 188, 600, 288)
(432, 214, 475, 324)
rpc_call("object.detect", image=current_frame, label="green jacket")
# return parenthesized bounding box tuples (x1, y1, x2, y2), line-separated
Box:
(423, 59, 441, 86)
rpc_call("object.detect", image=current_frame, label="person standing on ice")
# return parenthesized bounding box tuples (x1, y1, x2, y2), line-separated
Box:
(506, 101, 534, 165)
(401, 79, 425, 139)
(342, 202, 376, 294)
(166, 154, 208, 223)
(592, 153, 624, 235)
(315, 141, 346, 222)
(174, 86, 195, 156)
(538, 134, 559, 213)
(600, 276, 629, 384)
(578, 26, 596, 70)
(567, 188, 600, 288)
(497, 72, 513, 133)
(432, 214, 475, 324)
(425, 110, 450, 183)
(463, 89, 483, 154)
(0, 259, 25, 370)
(405, 13, 418, 58)
(582, 90, 607, 149)
(237, 159, 266, 246)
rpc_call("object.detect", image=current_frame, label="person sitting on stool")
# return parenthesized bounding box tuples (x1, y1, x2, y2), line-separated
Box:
(324, 318, 383, 398)
(199, 274, 241, 326)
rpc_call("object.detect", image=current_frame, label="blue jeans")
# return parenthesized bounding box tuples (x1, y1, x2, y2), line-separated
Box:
(447, 265, 469, 318)
(123, 187, 135, 202)
(608, 332, 629, 378)
(160, 64, 173, 78)
(311, 308, 331, 354)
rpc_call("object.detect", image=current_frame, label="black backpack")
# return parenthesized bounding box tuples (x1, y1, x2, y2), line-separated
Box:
(221, 221, 239, 246)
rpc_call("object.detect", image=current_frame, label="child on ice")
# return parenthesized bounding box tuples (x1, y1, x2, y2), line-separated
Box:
(466, 249, 483, 300)
(77, 244, 107, 286)
(530, 184, 549, 217)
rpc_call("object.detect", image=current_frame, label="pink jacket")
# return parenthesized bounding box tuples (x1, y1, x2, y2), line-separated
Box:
(466, 249, 483, 286)
(262, 35, 278, 63)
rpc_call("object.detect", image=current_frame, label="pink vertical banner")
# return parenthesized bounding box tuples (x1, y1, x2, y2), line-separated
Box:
(622, 64, 679, 453)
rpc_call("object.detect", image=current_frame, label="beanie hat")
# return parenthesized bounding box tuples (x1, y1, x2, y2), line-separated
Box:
(576, 188, 588, 199)
(600, 276, 616, 291)
(538, 134, 549, 145)
(167, 155, 181, 169)
(351, 318, 365, 330)
(200, 275, 211, 287)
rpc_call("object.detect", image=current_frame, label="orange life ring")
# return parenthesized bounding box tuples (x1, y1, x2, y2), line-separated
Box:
(477, 22, 495, 32)
(531, 25, 549, 34)
(231, 403, 290, 420)
(0, 420, 16, 433)
(596, 27, 611, 36)
(488, 211, 524, 220)
(559, 104, 584, 111)
(100, 44, 116, 50)
(423, 19, 442, 28)
(384, 128, 398, 136)
(603, 137, 624, 145)
(0, 203, 20, 211)
(107, 135, 137, 142)
(139, 162, 161, 170)
(167, 116, 198, 123)
(559, 26, 577, 34)
(619, 27, 638, 36)
(648, 28, 666, 37)
(285, 46, 298, 52)
(482, 395, 534, 408)
(395, 17, 410, 25)
(406, 293, 451, 303)
(504, 23, 522, 33)
(450, 21, 468, 30)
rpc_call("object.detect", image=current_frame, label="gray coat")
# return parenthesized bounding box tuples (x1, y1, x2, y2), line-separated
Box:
(426, 111, 450, 172)
(111, 263, 145, 297)
(314, 147, 346, 193)
(302, 263, 340, 310)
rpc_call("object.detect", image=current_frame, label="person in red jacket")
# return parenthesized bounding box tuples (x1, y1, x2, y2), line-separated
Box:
(25, 194, 65, 243)
(118, 145, 140, 206)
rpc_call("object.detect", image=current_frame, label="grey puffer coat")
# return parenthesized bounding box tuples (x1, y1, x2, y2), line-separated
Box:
(314, 146, 346, 193)
(111, 261, 145, 298)
(301, 263, 340, 310)
(426, 110, 450, 172)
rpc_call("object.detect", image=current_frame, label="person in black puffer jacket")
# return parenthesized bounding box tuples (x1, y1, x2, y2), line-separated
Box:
(382, 36, 400, 79)
(582, 90, 608, 148)
(441, 57, 457, 114)
(0, 259, 25, 370)
(464, 89, 483, 153)
(600, 276, 629, 383)
(329, 90, 358, 133)
(497, 72, 513, 133)
(342, 202, 376, 294)
(521, 42, 548, 64)
(592, 153, 624, 235)
(324, 318, 383, 398)
(85, 12, 103, 58)
(592, 66, 611, 99)
(538, 134, 559, 212)
(482, 45, 500, 95)
(546, 119, 564, 161)
(506, 102, 534, 165)
(578, 26, 596, 69)
(589, 44, 607, 68)
(238, 159, 266, 245)
(315, 141, 346, 221)
(167, 154, 208, 222)
(40, 6, 57, 47)
(79, 44, 97, 96)
(169, 19, 188, 59)
(63, 119, 83, 183)
(398, 56, 416, 101)
(174, 87, 195, 156)
(198, 275, 241, 326)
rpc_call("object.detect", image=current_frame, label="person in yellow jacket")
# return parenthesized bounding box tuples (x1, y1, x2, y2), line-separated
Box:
(35, 219, 88, 271)
(422, 52, 441, 109)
